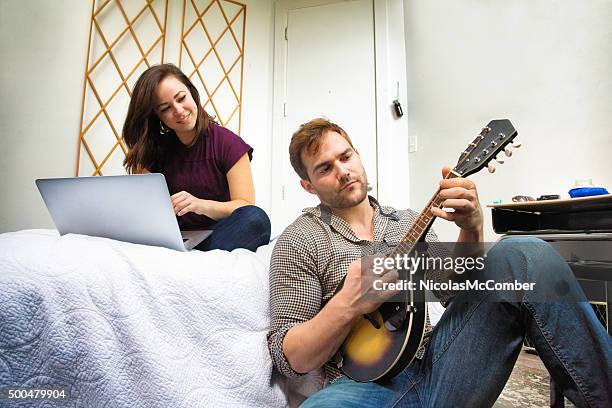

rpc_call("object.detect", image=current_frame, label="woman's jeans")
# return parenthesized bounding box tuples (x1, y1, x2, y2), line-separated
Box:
(301, 237, 612, 408)
(195, 205, 271, 252)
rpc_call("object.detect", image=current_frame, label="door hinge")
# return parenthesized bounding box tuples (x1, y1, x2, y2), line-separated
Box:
(283, 102, 287, 117)
(281, 185, 285, 200)
(284, 27, 288, 41)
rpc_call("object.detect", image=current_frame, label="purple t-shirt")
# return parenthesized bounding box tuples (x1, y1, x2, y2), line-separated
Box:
(154, 122, 253, 230)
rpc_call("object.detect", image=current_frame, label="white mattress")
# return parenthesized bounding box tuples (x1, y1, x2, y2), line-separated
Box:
(0, 229, 288, 407)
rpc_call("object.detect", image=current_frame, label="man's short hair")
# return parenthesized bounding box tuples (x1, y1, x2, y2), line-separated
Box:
(289, 118, 355, 180)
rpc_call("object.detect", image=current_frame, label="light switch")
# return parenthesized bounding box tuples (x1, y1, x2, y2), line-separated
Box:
(409, 135, 418, 153)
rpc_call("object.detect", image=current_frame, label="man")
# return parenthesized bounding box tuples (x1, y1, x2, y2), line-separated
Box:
(267, 118, 611, 407)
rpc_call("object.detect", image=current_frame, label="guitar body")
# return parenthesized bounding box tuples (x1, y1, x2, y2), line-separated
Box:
(339, 256, 428, 383)
(335, 119, 519, 382)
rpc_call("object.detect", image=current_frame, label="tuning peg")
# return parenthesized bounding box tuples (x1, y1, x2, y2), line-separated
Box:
(487, 162, 496, 173)
(504, 146, 513, 157)
(512, 141, 522, 148)
(494, 156, 505, 164)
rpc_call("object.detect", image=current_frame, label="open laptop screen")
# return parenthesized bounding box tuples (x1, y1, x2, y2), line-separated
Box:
(36, 174, 196, 251)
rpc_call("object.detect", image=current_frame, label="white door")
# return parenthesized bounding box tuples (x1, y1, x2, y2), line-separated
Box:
(272, 0, 378, 234)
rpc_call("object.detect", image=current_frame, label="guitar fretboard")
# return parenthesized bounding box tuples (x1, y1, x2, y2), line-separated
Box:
(390, 171, 459, 257)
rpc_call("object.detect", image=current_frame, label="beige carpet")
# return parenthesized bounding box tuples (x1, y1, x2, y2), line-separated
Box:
(495, 349, 575, 407)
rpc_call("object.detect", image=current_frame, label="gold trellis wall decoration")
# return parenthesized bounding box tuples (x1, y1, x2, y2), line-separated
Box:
(76, 0, 169, 176)
(179, 0, 246, 135)
(76, 0, 246, 176)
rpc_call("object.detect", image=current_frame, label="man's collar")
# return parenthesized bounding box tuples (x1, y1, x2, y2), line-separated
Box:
(303, 196, 400, 225)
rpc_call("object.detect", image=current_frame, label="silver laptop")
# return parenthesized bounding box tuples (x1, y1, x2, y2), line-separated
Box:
(36, 174, 212, 251)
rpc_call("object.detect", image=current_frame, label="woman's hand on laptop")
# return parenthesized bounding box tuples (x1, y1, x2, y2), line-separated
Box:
(171, 190, 250, 221)
(171, 191, 205, 216)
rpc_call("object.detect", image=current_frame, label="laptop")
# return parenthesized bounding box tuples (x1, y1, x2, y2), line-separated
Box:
(36, 173, 212, 251)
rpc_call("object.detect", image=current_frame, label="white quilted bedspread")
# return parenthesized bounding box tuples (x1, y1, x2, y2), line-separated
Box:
(0, 229, 288, 407)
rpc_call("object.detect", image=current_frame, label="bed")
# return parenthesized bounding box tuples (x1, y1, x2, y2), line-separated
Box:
(0, 230, 320, 407)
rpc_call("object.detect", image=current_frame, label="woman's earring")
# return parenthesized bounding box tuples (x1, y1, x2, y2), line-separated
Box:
(159, 120, 169, 135)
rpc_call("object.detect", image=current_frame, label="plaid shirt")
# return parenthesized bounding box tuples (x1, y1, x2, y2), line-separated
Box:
(267, 197, 454, 383)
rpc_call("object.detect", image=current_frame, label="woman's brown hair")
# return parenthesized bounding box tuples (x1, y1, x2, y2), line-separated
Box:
(122, 63, 211, 173)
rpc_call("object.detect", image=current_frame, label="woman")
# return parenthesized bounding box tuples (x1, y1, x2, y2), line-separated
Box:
(122, 63, 270, 252)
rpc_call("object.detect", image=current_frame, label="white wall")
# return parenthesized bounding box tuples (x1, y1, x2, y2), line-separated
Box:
(0, 0, 275, 233)
(239, 0, 275, 216)
(0, 0, 90, 232)
(4, 0, 610, 237)
(403, 0, 612, 241)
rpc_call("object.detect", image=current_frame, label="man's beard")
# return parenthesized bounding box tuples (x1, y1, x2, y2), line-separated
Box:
(323, 173, 369, 209)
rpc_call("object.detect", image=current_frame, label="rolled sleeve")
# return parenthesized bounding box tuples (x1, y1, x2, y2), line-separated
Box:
(267, 225, 322, 378)
(267, 322, 303, 378)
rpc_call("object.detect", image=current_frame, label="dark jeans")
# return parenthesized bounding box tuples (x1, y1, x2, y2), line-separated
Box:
(195, 205, 271, 252)
(301, 236, 612, 408)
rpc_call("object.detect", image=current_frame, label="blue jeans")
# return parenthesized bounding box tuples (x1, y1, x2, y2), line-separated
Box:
(195, 205, 271, 252)
(301, 237, 612, 407)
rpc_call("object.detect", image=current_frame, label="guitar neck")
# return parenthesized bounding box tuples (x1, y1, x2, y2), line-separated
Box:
(392, 171, 461, 256)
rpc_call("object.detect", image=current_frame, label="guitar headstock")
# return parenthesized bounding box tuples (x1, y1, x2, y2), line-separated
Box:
(453, 119, 519, 177)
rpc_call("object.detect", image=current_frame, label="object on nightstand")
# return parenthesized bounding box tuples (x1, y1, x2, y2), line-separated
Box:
(537, 195, 560, 201)
(512, 195, 535, 202)
(569, 178, 609, 198)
